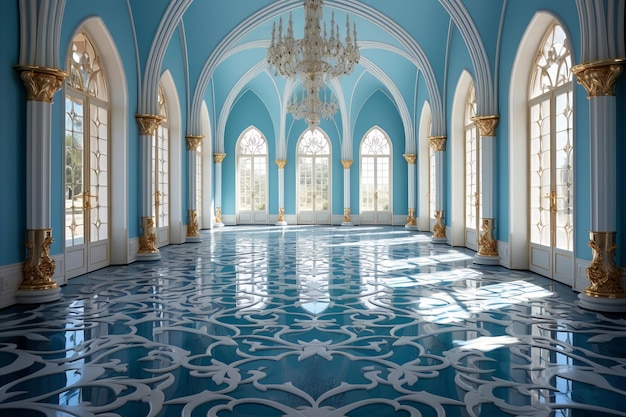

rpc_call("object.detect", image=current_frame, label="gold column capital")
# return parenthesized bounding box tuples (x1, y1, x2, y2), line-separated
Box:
(275, 159, 288, 169)
(135, 114, 164, 136)
(213, 153, 227, 163)
(403, 154, 417, 164)
(428, 136, 447, 152)
(340, 159, 353, 169)
(186, 135, 204, 151)
(14, 65, 68, 103)
(472, 115, 500, 137)
(572, 58, 626, 97)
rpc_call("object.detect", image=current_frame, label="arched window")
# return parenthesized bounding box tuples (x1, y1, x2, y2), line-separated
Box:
(237, 127, 268, 224)
(360, 127, 392, 224)
(154, 85, 170, 247)
(464, 83, 481, 251)
(65, 32, 110, 278)
(528, 23, 573, 281)
(297, 128, 331, 224)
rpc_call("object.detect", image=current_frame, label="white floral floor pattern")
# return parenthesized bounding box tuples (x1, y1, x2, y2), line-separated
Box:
(1, 225, 625, 417)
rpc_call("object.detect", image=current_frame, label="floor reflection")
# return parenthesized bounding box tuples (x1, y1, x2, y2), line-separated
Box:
(0, 225, 625, 417)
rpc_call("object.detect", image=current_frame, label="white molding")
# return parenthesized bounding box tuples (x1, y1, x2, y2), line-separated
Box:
(128, 237, 139, 264)
(498, 240, 511, 269)
(574, 258, 590, 293)
(222, 214, 237, 225)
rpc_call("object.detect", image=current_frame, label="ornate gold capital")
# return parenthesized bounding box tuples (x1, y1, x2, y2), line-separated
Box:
(187, 210, 200, 238)
(135, 114, 164, 136)
(215, 207, 223, 223)
(139, 216, 158, 254)
(433, 210, 446, 239)
(278, 207, 285, 222)
(406, 208, 417, 226)
(22, 229, 57, 290)
(403, 154, 417, 165)
(15, 65, 68, 103)
(275, 159, 288, 169)
(478, 218, 499, 257)
(343, 208, 351, 223)
(340, 160, 353, 169)
(428, 136, 447, 152)
(585, 231, 625, 298)
(213, 153, 227, 163)
(572, 59, 626, 97)
(472, 115, 500, 137)
(186, 135, 204, 151)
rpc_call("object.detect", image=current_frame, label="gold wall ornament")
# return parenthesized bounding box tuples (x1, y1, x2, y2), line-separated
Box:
(278, 208, 285, 222)
(275, 159, 288, 169)
(472, 115, 500, 137)
(406, 208, 417, 226)
(138, 216, 158, 253)
(21, 229, 58, 290)
(15, 65, 69, 103)
(135, 114, 164, 136)
(433, 210, 446, 239)
(428, 136, 447, 152)
(187, 210, 200, 238)
(215, 207, 222, 223)
(341, 160, 353, 169)
(343, 208, 352, 223)
(478, 218, 499, 257)
(185, 135, 204, 151)
(585, 231, 626, 298)
(403, 154, 417, 164)
(572, 59, 625, 97)
(213, 153, 227, 164)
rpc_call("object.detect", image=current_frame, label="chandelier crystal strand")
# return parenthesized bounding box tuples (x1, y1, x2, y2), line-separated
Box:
(268, 0, 359, 127)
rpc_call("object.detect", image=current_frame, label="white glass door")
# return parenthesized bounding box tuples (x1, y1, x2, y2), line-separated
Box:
(360, 128, 392, 225)
(297, 129, 331, 225)
(464, 84, 480, 251)
(237, 128, 268, 224)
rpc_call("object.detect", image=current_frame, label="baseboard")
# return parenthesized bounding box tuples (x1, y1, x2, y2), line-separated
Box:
(0, 254, 64, 309)
(498, 240, 511, 269)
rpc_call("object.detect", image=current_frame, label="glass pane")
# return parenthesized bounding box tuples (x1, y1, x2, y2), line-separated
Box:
(240, 128, 267, 155)
(156, 125, 169, 227)
(239, 157, 252, 210)
(90, 104, 108, 243)
(376, 158, 390, 211)
(254, 157, 267, 211)
(530, 101, 552, 246)
(555, 91, 573, 251)
(68, 33, 108, 100)
(298, 129, 330, 155)
(361, 156, 375, 211)
(315, 157, 330, 210)
(362, 128, 391, 155)
(299, 157, 313, 210)
(530, 24, 572, 98)
(65, 96, 85, 247)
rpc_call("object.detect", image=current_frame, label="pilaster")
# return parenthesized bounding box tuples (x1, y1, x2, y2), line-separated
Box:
(428, 137, 447, 242)
(186, 135, 204, 242)
(403, 153, 418, 229)
(213, 153, 226, 227)
(341, 159, 353, 226)
(275, 159, 288, 225)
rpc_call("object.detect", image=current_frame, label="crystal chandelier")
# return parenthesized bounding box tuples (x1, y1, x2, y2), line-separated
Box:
(267, 0, 359, 127)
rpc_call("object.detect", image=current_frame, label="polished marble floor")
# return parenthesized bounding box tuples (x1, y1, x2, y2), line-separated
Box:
(1, 225, 625, 417)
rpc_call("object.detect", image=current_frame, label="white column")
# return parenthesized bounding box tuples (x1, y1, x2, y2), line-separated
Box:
(341, 160, 353, 226)
(213, 153, 226, 227)
(472, 116, 500, 265)
(404, 154, 418, 230)
(135, 114, 164, 261)
(572, 60, 626, 311)
(428, 136, 447, 242)
(186, 136, 203, 242)
(275, 159, 287, 225)
(15, 66, 66, 303)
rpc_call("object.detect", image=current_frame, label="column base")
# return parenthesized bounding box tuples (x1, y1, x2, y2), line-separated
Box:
(578, 292, 626, 312)
(341, 222, 354, 227)
(16, 287, 62, 304)
(214, 222, 225, 228)
(137, 251, 161, 261)
(473, 254, 500, 266)
(276, 221, 288, 226)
